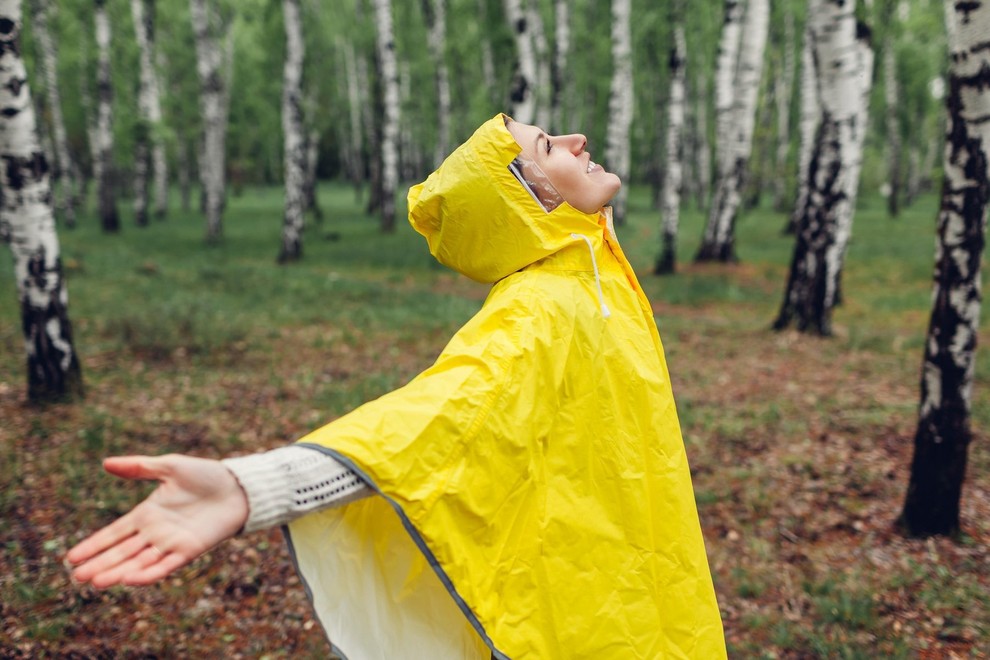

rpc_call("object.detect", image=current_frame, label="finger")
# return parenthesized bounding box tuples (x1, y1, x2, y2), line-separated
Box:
(102, 455, 172, 481)
(122, 551, 190, 587)
(71, 532, 146, 583)
(66, 514, 139, 566)
(90, 545, 169, 589)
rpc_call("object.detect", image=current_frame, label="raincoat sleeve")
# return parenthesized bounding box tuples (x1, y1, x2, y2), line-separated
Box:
(294, 278, 538, 508)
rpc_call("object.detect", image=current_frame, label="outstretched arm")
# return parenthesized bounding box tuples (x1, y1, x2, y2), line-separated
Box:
(66, 454, 249, 589)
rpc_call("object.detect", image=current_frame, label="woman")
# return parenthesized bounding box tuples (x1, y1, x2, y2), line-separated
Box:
(68, 115, 726, 658)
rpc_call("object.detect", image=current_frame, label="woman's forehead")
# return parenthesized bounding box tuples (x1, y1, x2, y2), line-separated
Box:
(506, 121, 545, 157)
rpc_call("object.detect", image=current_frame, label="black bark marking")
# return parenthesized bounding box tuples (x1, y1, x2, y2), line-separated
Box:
(514, 17, 527, 34)
(5, 75, 23, 98)
(509, 69, 529, 104)
(956, 2, 982, 24)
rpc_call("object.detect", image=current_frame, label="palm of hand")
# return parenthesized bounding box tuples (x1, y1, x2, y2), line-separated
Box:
(66, 454, 249, 589)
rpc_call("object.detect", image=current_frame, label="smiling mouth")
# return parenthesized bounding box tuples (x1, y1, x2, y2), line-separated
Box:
(587, 160, 599, 173)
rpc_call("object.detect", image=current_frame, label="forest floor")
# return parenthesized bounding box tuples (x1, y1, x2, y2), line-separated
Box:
(0, 185, 987, 658)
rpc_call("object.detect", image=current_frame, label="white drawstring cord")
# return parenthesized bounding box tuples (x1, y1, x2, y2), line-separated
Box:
(570, 233, 611, 319)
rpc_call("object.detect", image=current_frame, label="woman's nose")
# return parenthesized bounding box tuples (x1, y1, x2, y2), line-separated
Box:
(555, 134, 587, 155)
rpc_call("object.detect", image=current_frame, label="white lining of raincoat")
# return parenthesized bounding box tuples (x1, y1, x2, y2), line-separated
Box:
(283, 442, 510, 660)
(569, 233, 611, 319)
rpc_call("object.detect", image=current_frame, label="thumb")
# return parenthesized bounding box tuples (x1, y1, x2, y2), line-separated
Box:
(103, 455, 173, 481)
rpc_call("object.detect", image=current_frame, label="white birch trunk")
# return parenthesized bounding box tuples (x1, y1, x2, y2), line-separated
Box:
(884, 31, 901, 216)
(789, 22, 821, 232)
(189, 0, 228, 242)
(503, 0, 536, 124)
(551, 0, 570, 133)
(372, 0, 400, 232)
(422, 0, 451, 166)
(0, 0, 82, 401)
(832, 24, 875, 304)
(774, 0, 864, 335)
(697, 0, 769, 261)
(656, 19, 687, 275)
(604, 0, 633, 223)
(901, 0, 990, 537)
(30, 0, 78, 228)
(279, 0, 306, 262)
(131, 0, 167, 222)
(712, 0, 745, 178)
(95, 0, 119, 232)
(773, 7, 796, 212)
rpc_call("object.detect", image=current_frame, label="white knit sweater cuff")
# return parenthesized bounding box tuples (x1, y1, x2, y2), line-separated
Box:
(222, 445, 372, 534)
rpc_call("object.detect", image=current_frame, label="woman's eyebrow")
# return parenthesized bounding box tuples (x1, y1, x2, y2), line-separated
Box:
(535, 133, 546, 156)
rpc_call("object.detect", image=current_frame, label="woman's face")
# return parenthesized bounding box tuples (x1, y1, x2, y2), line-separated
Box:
(506, 121, 621, 214)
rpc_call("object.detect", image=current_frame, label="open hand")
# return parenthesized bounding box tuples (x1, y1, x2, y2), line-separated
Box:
(66, 454, 249, 589)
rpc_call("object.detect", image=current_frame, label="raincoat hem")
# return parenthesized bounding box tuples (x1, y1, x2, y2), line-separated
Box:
(285, 442, 509, 660)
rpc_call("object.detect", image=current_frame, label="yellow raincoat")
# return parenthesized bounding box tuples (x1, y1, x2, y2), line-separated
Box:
(285, 115, 725, 659)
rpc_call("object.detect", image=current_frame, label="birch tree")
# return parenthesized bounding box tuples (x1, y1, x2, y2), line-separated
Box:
(503, 0, 536, 124)
(882, 0, 902, 217)
(898, 0, 990, 538)
(603, 0, 633, 224)
(94, 0, 119, 232)
(29, 0, 78, 228)
(696, 0, 769, 261)
(372, 0, 399, 232)
(0, 0, 83, 402)
(132, 0, 168, 225)
(832, 22, 875, 306)
(278, 0, 306, 262)
(711, 0, 744, 183)
(787, 22, 820, 234)
(189, 0, 230, 243)
(773, 0, 871, 335)
(421, 0, 450, 167)
(655, 3, 686, 275)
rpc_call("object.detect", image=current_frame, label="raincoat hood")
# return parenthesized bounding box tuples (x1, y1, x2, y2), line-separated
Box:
(408, 113, 602, 283)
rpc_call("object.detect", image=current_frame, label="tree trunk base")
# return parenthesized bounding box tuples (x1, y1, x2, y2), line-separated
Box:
(654, 245, 676, 275)
(694, 241, 737, 263)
